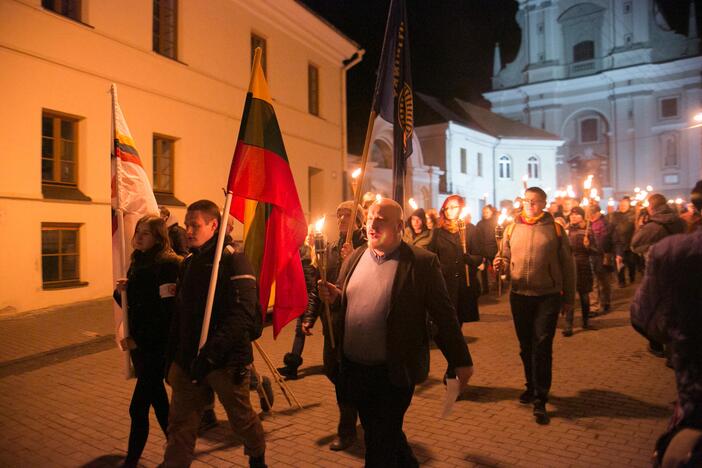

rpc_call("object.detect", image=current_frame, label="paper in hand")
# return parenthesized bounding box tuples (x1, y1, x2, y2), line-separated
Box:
(440, 377, 461, 418)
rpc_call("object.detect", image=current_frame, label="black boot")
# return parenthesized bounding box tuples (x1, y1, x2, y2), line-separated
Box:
(277, 353, 302, 380)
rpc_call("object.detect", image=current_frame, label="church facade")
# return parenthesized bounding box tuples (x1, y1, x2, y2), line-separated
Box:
(484, 0, 701, 199)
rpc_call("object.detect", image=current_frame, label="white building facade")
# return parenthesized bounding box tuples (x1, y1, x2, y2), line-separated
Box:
(484, 0, 702, 199)
(0, 0, 360, 314)
(414, 95, 563, 217)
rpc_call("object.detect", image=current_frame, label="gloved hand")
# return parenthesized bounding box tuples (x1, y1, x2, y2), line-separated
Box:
(190, 354, 214, 384)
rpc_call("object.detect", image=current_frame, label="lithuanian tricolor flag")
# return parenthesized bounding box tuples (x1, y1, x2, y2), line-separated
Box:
(227, 48, 307, 337)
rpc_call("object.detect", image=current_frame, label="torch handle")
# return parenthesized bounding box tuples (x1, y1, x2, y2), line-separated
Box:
(316, 251, 336, 350)
(458, 228, 471, 288)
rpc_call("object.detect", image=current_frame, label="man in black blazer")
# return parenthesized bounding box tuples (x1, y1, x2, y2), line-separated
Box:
(319, 198, 474, 468)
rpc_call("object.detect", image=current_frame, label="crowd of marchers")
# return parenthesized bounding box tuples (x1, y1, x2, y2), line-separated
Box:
(113, 180, 702, 468)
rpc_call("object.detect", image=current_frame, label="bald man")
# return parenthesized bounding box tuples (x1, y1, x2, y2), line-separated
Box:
(319, 198, 473, 468)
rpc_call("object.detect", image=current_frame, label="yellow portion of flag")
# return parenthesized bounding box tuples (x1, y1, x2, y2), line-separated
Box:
(116, 132, 137, 150)
(248, 47, 272, 106)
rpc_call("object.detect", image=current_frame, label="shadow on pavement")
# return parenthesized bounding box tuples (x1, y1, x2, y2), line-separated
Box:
(464, 452, 503, 467)
(315, 424, 365, 459)
(549, 388, 672, 421)
(457, 384, 522, 403)
(78, 454, 124, 467)
(295, 364, 325, 379)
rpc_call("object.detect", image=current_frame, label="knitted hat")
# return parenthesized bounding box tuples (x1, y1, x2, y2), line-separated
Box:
(336, 201, 364, 225)
(570, 206, 586, 217)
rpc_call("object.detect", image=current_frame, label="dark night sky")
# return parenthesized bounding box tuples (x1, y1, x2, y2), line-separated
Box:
(299, 0, 701, 154)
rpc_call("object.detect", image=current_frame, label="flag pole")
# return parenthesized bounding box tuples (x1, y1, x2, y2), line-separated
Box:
(345, 110, 376, 245)
(198, 192, 233, 351)
(111, 84, 133, 379)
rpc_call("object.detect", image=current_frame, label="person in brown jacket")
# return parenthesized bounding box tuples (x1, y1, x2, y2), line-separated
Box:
(494, 187, 575, 425)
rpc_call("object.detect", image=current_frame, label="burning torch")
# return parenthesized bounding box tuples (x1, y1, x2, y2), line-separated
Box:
(456, 206, 471, 288)
(313, 216, 335, 349)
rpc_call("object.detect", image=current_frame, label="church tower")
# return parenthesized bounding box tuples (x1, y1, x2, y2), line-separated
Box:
(484, 0, 701, 198)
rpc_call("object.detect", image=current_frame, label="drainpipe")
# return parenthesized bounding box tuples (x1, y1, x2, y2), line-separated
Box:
(492, 136, 501, 205)
(340, 49, 365, 200)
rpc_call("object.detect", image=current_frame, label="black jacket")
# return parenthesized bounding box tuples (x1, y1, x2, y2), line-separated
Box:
(325, 242, 473, 388)
(427, 226, 482, 323)
(475, 217, 498, 259)
(631, 205, 686, 256)
(610, 208, 636, 256)
(168, 235, 260, 375)
(116, 249, 180, 378)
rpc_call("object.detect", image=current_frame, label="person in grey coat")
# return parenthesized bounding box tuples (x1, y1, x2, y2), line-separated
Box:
(630, 193, 685, 258)
(494, 187, 575, 425)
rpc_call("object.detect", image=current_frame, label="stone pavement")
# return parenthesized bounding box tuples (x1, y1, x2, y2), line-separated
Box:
(0, 282, 675, 467)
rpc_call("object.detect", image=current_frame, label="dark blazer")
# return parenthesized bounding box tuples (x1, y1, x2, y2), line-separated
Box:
(324, 241, 473, 388)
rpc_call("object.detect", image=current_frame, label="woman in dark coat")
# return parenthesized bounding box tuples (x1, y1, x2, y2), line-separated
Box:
(563, 206, 598, 336)
(115, 215, 181, 467)
(428, 195, 482, 325)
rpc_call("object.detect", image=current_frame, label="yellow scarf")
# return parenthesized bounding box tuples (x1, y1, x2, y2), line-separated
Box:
(519, 210, 545, 225)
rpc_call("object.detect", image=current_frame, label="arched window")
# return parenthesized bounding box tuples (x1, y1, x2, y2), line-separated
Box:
(528, 156, 540, 179)
(573, 40, 594, 62)
(498, 155, 512, 179)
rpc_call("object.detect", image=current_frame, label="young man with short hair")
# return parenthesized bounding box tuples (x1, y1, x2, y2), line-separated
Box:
(163, 199, 266, 467)
(495, 187, 575, 424)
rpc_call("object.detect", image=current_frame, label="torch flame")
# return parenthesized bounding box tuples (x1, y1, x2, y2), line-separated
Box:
(522, 174, 529, 182)
(351, 168, 361, 179)
(408, 198, 418, 210)
(314, 216, 325, 233)
(646, 185, 653, 192)
(459, 207, 470, 220)
(583, 174, 593, 190)
(581, 197, 590, 207)
(498, 208, 508, 225)
(675, 198, 684, 204)
(375, 194, 382, 203)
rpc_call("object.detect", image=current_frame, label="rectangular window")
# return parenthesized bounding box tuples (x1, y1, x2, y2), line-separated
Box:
(623, 2, 632, 14)
(42, 111, 78, 185)
(476, 152, 483, 177)
(42, 0, 81, 21)
(251, 33, 267, 76)
(42, 223, 81, 288)
(308, 64, 320, 116)
(660, 97, 679, 119)
(153, 0, 178, 59)
(153, 135, 176, 194)
(580, 118, 598, 143)
(460, 148, 467, 174)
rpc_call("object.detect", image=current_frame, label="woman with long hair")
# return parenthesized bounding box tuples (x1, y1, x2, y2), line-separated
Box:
(428, 195, 482, 325)
(115, 215, 181, 467)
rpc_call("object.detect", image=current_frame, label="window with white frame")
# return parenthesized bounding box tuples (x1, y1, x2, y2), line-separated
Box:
(498, 155, 511, 179)
(476, 152, 483, 177)
(460, 148, 467, 174)
(528, 156, 540, 179)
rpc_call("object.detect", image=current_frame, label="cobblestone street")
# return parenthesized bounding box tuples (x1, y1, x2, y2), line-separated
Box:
(0, 282, 675, 467)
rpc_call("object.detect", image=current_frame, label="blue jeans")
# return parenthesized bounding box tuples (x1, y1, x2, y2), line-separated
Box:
(509, 293, 561, 402)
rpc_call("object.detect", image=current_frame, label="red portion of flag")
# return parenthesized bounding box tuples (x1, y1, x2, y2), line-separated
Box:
(228, 139, 307, 337)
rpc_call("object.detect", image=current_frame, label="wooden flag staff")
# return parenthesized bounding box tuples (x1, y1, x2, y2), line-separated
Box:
(345, 110, 377, 245)
(254, 341, 302, 409)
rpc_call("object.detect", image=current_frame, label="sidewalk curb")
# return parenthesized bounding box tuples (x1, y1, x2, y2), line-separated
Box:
(0, 334, 116, 378)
